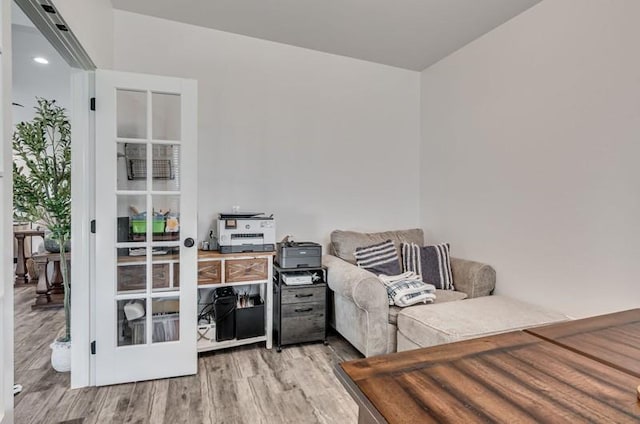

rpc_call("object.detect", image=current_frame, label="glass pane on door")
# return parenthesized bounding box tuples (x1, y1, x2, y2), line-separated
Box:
(117, 260, 146, 294)
(117, 142, 147, 191)
(174, 263, 180, 288)
(117, 298, 147, 346)
(152, 195, 180, 241)
(152, 144, 181, 191)
(117, 194, 147, 243)
(151, 246, 180, 292)
(152, 297, 180, 343)
(152, 92, 181, 141)
(117, 89, 147, 139)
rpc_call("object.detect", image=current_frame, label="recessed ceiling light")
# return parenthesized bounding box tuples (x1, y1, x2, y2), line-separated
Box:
(33, 57, 49, 65)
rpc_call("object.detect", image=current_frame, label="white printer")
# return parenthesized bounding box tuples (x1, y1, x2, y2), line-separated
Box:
(217, 212, 276, 253)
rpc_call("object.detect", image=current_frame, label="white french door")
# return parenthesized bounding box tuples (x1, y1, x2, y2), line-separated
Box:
(94, 70, 198, 385)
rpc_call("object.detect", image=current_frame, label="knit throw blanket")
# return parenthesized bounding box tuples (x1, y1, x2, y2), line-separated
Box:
(378, 272, 437, 307)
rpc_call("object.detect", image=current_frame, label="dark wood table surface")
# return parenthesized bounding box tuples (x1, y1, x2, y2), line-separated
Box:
(338, 310, 640, 424)
(526, 308, 640, 379)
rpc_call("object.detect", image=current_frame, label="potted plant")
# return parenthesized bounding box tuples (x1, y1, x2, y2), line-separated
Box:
(13, 98, 72, 372)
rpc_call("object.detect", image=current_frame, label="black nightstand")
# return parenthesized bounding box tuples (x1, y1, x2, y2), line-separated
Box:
(273, 264, 328, 352)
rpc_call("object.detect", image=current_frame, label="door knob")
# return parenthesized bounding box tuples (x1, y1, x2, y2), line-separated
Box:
(184, 237, 195, 248)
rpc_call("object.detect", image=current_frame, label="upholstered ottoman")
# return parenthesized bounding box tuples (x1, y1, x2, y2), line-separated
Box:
(396, 295, 569, 351)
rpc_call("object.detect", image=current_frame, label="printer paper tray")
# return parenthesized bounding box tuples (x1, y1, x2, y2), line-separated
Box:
(219, 244, 275, 254)
(230, 238, 263, 246)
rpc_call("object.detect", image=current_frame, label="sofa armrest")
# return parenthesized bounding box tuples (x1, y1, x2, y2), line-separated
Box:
(450, 257, 496, 298)
(323, 254, 388, 311)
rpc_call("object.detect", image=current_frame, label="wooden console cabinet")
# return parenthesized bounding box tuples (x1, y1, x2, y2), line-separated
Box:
(197, 250, 274, 352)
(113, 250, 274, 354)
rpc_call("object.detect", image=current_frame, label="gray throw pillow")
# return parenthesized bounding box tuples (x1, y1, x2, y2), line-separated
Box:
(354, 239, 402, 276)
(402, 242, 454, 290)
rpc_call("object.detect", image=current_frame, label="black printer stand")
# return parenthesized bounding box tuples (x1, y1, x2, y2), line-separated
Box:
(273, 264, 328, 352)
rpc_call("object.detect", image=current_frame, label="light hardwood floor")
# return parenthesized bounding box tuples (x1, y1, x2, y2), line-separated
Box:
(13, 285, 361, 424)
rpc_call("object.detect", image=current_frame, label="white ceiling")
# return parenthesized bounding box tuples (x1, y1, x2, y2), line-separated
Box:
(111, 0, 541, 71)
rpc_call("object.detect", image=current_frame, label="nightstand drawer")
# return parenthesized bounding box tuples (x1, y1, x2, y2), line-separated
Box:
(281, 285, 326, 305)
(226, 258, 269, 283)
(281, 302, 325, 345)
(198, 260, 221, 285)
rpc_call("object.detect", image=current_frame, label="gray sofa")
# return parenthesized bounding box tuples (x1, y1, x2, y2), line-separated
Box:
(323, 228, 496, 357)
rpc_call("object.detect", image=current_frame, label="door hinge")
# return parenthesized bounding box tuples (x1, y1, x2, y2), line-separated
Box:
(90, 341, 96, 355)
(90, 219, 96, 233)
(90, 97, 96, 111)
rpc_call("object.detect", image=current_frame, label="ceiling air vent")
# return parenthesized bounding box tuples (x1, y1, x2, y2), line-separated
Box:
(40, 4, 56, 14)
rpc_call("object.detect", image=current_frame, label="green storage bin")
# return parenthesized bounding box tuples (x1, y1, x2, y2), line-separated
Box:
(131, 218, 165, 234)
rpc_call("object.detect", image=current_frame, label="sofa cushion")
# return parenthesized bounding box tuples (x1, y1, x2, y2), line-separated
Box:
(330, 229, 424, 264)
(396, 295, 568, 349)
(432, 289, 469, 304)
(389, 306, 402, 325)
(388, 289, 467, 325)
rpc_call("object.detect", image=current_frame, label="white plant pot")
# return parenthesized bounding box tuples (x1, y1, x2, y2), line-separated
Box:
(50, 339, 71, 372)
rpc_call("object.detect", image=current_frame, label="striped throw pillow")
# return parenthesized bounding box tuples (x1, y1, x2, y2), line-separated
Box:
(354, 239, 401, 276)
(402, 242, 454, 290)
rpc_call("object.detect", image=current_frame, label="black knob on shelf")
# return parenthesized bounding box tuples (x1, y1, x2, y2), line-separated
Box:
(184, 237, 195, 248)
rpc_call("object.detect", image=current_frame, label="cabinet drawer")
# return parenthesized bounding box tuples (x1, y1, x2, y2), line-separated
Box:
(281, 302, 325, 345)
(118, 263, 170, 292)
(281, 285, 326, 305)
(198, 260, 222, 285)
(153, 264, 170, 288)
(226, 258, 268, 283)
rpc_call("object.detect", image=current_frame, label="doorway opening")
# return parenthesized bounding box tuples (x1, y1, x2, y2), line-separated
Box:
(10, 0, 93, 421)
(11, 0, 72, 400)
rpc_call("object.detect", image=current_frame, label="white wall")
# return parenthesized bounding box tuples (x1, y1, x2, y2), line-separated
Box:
(113, 10, 421, 245)
(420, 0, 640, 318)
(51, 0, 113, 68)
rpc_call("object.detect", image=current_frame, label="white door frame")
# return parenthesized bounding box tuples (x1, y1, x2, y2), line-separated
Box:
(70, 70, 94, 388)
(1, 0, 12, 421)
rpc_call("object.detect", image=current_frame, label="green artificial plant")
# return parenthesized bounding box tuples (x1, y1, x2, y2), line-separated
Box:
(13, 98, 71, 342)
